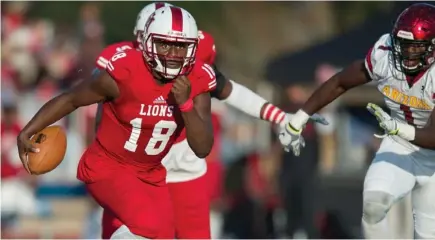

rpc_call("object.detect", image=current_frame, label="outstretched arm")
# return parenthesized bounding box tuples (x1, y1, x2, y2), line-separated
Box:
(211, 65, 326, 125)
(218, 79, 286, 124)
(20, 71, 119, 138)
(289, 60, 372, 130)
(278, 60, 371, 155)
(17, 71, 119, 173)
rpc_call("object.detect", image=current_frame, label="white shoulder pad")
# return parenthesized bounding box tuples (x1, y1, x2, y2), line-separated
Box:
(364, 33, 392, 81)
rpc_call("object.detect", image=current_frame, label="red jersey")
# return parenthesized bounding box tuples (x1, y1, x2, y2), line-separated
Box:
(94, 40, 218, 144)
(80, 49, 216, 185)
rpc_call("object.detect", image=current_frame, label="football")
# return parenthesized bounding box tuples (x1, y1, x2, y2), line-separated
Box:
(27, 125, 67, 175)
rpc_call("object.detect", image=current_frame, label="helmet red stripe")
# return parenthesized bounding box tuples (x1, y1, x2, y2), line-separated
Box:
(155, 2, 165, 9)
(170, 7, 183, 32)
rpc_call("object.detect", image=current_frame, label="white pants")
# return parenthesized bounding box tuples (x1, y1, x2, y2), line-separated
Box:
(364, 136, 435, 238)
(387, 194, 413, 239)
(162, 139, 207, 183)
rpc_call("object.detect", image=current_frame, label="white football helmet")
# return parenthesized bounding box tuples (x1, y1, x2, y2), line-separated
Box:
(133, 2, 173, 46)
(142, 6, 199, 78)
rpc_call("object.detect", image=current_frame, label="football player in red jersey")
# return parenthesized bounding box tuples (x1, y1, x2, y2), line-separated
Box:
(279, 3, 435, 238)
(17, 6, 216, 239)
(93, 2, 328, 239)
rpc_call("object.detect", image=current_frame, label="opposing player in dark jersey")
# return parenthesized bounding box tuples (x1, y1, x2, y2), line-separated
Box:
(17, 6, 216, 239)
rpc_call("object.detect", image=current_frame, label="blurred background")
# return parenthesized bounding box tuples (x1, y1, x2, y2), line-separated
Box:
(1, 1, 424, 239)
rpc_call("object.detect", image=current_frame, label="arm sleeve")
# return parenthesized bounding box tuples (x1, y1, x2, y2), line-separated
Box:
(221, 80, 270, 121)
(208, 65, 285, 124)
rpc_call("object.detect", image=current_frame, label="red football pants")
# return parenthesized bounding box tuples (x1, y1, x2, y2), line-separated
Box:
(168, 174, 211, 239)
(87, 172, 174, 239)
(101, 174, 210, 239)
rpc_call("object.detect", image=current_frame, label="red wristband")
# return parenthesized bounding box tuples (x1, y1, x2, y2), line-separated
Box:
(179, 99, 194, 112)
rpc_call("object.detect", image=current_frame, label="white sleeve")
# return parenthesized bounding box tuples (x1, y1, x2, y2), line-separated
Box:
(221, 80, 267, 120)
(364, 33, 391, 81)
(222, 80, 287, 124)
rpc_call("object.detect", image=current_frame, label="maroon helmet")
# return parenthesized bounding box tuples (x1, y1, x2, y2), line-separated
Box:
(391, 3, 435, 75)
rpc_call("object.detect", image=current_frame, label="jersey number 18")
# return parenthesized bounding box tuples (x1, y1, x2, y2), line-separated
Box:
(124, 119, 178, 155)
(108, 52, 178, 155)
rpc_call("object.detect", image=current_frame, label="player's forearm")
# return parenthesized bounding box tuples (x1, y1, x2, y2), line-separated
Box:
(181, 110, 214, 158)
(292, 62, 367, 129)
(21, 94, 77, 137)
(302, 76, 346, 117)
(412, 129, 435, 149)
(393, 122, 435, 149)
(288, 77, 345, 129)
(222, 80, 285, 124)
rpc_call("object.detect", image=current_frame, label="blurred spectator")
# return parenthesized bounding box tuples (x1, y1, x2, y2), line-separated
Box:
(1, 89, 23, 178)
(220, 126, 282, 238)
(1, 2, 29, 38)
(318, 210, 354, 238)
(75, 6, 105, 238)
(1, 89, 38, 236)
(245, 142, 283, 238)
(76, 2, 105, 77)
(2, 17, 55, 90)
(1, 2, 101, 237)
(314, 64, 340, 174)
(222, 154, 257, 239)
(206, 112, 225, 239)
(278, 83, 320, 239)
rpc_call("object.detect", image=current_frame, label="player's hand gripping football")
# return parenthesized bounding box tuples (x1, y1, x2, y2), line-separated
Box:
(17, 132, 40, 173)
(367, 103, 399, 138)
(278, 113, 329, 156)
(171, 76, 191, 105)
